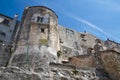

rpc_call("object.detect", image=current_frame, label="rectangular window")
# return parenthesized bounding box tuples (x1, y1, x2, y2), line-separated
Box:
(37, 17, 44, 23)
(37, 17, 40, 22)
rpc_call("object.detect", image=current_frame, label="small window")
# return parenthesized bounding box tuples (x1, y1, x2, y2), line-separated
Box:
(2, 19, 9, 25)
(0, 32, 6, 36)
(41, 28, 45, 33)
(37, 17, 40, 22)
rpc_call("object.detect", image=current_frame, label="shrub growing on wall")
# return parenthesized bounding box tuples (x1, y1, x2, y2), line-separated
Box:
(57, 50, 62, 57)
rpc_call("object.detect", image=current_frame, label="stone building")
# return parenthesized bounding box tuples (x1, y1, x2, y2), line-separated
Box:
(10, 6, 61, 69)
(0, 14, 19, 45)
(16, 6, 60, 51)
(10, 6, 99, 65)
(0, 14, 19, 66)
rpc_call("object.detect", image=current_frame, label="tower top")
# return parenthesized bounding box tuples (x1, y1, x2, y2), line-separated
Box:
(26, 6, 58, 18)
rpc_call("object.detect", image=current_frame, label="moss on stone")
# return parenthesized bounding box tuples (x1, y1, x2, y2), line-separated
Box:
(39, 39, 48, 45)
(72, 70, 79, 75)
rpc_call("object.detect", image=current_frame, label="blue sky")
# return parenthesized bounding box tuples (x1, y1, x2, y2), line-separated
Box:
(0, 0, 120, 42)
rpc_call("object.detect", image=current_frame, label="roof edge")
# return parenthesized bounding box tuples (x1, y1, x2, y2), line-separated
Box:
(0, 13, 13, 20)
(28, 6, 58, 18)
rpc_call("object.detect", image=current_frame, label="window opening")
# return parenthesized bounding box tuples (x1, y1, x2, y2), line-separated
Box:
(41, 28, 45, 33)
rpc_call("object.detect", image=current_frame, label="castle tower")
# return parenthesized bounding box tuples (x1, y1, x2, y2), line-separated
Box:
(18, 6, 60, 51)
(9, 6, 60, 69)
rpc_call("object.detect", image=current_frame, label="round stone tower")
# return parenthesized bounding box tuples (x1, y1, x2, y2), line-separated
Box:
(9, 6, 60, 70)
(18, 6, 60, 51)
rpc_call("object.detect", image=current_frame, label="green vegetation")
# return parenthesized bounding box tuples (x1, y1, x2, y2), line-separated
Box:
(39, 39, 48, 45)
(57, 50, 62, 57)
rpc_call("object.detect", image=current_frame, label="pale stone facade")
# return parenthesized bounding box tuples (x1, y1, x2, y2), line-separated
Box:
(17, 6, 60, 51)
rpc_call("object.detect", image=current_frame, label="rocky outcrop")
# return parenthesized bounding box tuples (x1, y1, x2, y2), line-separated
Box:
(0, 45, 11, 67)
(69, 54, 96, 67)
(9, 45, 58, 71)
(0, 65, 100, 80)
(0, 67, 41, 80)
(100, 50, 120, 80)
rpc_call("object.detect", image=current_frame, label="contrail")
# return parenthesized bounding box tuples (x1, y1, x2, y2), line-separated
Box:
(70, 15, 110, 37)
(68, 15, 120, 41)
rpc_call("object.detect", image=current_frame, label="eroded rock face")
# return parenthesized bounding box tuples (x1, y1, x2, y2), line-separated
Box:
(0, 46, 12, 67)
(9, 45, 58, 72)
(69, 54, 96, 68)
(100, 50, 120, 80)
(0, 67, 41, 80)
(0, 66, 100, 80)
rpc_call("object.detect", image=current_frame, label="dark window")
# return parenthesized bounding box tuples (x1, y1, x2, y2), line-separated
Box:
(41, 28, 44, 33)
(0, 32, 6, 36)
(37, 17, 43, 23)
(80, 34, 85, 38)
(2, 19, 9, 25)
(82, 38, 87, 42)
(37, 17, 41, 22)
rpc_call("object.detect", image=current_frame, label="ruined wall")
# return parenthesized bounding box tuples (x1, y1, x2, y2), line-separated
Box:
(59, 25, 98, 49)
(58, 25, 98, 61)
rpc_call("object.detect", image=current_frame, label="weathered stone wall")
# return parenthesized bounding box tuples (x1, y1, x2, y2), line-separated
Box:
(17, 6, 60, 51)
(9, 45, 58, 70)
(10, 6, 60, 69)
(69, 55, 96, 68)
(104, 40, 120, 52)
(0, 46, 11, 67)
(69, 50, 120, 80)
(59, 25, 98, 49)
(58, 25, 98, 60)
(100, 50, 120, 80)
